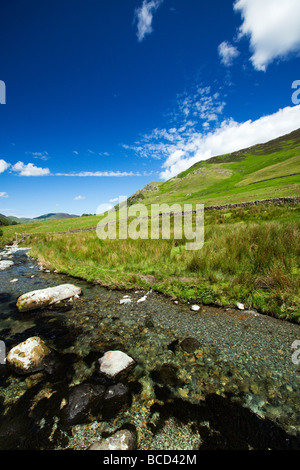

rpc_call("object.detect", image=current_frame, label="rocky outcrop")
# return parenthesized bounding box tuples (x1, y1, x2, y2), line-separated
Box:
(6, 337, 51, 375)
(16, 284, 82, 312)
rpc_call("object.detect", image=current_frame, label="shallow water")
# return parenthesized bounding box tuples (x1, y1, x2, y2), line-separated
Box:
(0, 244, 299, 450)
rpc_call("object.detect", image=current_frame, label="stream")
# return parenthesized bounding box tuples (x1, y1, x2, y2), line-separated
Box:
(0, 244, 299, 450)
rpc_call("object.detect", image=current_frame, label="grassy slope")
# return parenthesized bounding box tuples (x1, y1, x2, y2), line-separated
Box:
(0, 215, 101, 245)
(132, 128, 300, 207)
(1, 129, 300, 321)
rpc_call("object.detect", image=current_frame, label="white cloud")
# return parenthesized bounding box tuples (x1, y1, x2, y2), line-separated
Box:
(176, 86, 226, 123)
(124, 83, 300, 181)
(160, 105, 300, 179)
(26, 151, 49, 161)
(96, 203, 113, 215)
(109, 197, 119, 203)
(234, 0, 300, 71)
(73, 150, 79, 155)
(0, 192, 8, 198)
(74, 195, 85, 200)
(218, 41, 240, 66)
(135, 0, 163, 42)
(125, 86, 226, 160)
(12, 161, 50, 176)
(0, 159, 10, 174)
(56, 171, 142, 177)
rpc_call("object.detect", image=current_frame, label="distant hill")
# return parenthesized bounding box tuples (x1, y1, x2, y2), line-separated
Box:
(0, 213, 12, 226)
(34, 213, 79, 221)
(7, 212, 79, 225)
(127, 128, 300, 208)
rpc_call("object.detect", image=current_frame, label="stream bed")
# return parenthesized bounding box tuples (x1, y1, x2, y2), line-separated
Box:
(0, 245, 299, 450)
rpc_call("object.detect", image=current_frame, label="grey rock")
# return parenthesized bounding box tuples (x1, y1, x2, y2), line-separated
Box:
(63, 383, 106, 424)
(180, 337, 200, 353)
(103, 383, 131, 419)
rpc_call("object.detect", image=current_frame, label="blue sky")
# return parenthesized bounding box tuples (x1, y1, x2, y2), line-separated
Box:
(0, 0, 300, 218)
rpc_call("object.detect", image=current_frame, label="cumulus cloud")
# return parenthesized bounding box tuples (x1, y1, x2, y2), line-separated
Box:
(0, 159, 10, 174)
(74, 195, 85, 200)
(160, 105, 300, 180)
(218, 41, 240, 66)
(135, 0, 163, 42)
(11, 161, 50, 176)
(0, 192, 8, 198)
(234, 0, 300, 71)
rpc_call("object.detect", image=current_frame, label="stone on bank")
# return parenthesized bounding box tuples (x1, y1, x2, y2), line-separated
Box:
(16, 284, 82, 312)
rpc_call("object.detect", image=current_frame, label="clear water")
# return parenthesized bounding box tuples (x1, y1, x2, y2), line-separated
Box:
(0, 245, 299, 450)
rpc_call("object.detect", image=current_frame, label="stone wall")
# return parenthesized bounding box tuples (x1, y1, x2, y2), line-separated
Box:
(203, 197, 300, 212)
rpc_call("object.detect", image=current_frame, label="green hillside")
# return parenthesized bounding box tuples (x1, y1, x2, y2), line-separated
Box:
(0, 213, 11, 226)
(129, 128, 300, 208)
(7, 212, 79, 224)
(1, 129, 299, 321)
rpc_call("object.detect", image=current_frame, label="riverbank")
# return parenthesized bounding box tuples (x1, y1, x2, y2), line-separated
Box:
(25, 203, 300, 323)
(1, 201, 299, 322)
(0, 245, 300, 450)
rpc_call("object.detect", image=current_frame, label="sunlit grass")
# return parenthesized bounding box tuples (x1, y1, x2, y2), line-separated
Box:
(22, 204, 300, 322)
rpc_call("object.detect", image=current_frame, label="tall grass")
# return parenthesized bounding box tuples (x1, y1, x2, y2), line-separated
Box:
(187, 222, 299, 277)
(27, 214, 300, 322)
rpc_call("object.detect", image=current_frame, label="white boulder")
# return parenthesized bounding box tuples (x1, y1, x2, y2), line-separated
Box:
(98, 350, 135, 379)
(16, 284, 82, 312)
(6, 336, 51, 375)
(191, 305, 201, 312)
(0, 260, 14, 271)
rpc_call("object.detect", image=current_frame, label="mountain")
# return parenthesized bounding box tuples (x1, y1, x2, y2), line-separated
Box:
(33, 213, 79, 221)
(7, 213, 79, 225)
(127, 128, 300, 208)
